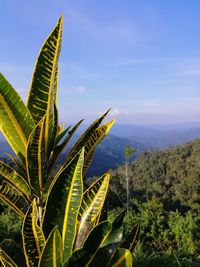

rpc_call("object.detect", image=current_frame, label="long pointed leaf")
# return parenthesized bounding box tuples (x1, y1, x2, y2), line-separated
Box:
(85, 211, 126, 267)
(43, 148, 84, 261)
(120, 224, 140, 253)
(0, 160, 31, 199)
(27, 16, 63, 155)
(0, 179, 29, 216)
(27, 16, 62, 124)
(27, 117, 47, 196)
(6, 153, 27, 178)
(83, 119, 115, 175)
(68, 221, 112, 267)
(75, 173, 110, 249)
(0, 239, 26, 267)
(39, 227, 62, 267)
(49, 120, 83, 172)
(32, 200, 46, 252)
(62, 110, 110, 169)
(102, 210, 125, 248)
(22, 199, 43, 267)
(54, 125, 71, 146)
(108, 248, 132, 267)
(0, 73, 35, 158)
(0, 258, 12, 267)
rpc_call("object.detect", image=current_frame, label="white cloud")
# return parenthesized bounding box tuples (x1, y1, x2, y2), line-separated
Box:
(63, 7, 143, 47)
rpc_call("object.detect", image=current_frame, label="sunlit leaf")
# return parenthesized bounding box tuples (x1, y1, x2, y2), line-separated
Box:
(27, 116, 47, 196)
(75, 173, 110, 249)
(0, 179, 29, 217)
(0, 160, 31, 199)
(22, 199, 43, 267)
(39, 227, 62, 267)
(43, 148, 84, 262)
(27, 16, 63, 155)
(0, 73, 35, 159)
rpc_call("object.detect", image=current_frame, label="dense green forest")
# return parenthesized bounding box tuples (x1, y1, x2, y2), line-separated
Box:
(110, 139, 200, 210)
(2, 139, 200, 265)
(105, 139, 200, 265)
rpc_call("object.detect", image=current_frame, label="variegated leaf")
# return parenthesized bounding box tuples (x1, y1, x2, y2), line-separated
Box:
(22, 199, 43, 267)
(0, 73, 35, 159)
(27, 16, 63, 156)
(62, 110, 110, 170)
(75, 173, 110, 249)
(0, 239, 26, 267)
(108, 248, 132, 267)
(0, 160, 31, 199)
(49, 120, 83, 172)
(27, 117, 47, 197)
(43, 148, 84, 262)
(68, 221, 112, 267)
(0, 179, 29, 217)
(39, 227, 62, 267)
(120, 224, 140, 253)
(83, 119, 115, 175)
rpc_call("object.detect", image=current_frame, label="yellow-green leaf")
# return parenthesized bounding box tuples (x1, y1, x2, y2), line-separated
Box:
(27, 16, 62, 124)
(27, 16, 63, 155)
(68, 221, 112, 267)
(121, 224, 140, 253)
(83, 119, 115, 175)
(0, 73, 35, 159)
(0, 239, 26, 267)
(39, 227, 62, 267)
(27, 117, 47, 197)
(49, 120, 83, 173)
(22, 199, 43, 267)
(43, 148, 84, 262)
(109, 248, 132, 267)
(0, 160, 31, 199)
(0, 179, 29, 217)
(62, 110, 110, 170)
(75, 173, 110, 249)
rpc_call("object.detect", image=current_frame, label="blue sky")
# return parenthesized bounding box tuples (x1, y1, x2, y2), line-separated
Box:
(1, 0, 200, 125)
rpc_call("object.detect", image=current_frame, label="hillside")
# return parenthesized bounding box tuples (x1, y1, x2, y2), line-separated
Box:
(110, 139, 200, 210)
(2, 123, 200, 177)
(86, 134, 147, 176)
(110, 124, 200, 149)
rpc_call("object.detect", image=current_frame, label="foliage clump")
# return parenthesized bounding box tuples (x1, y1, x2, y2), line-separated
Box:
(0, 16, 139, 267)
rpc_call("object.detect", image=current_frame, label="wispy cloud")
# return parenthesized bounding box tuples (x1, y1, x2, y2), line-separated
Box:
(177, 59, 200, 77)
(61, 62, 100, 81)
(116, 57, 173, 66)
(0, 64, 32, 74)
(63, 7, 144, 47)
(64, 85, 90, 94)
(180, 68, 200, 76)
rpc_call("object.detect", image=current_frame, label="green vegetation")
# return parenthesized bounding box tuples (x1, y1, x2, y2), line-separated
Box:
(1, 12, 200, 267)
(0, 16, 139, 266)
(107, 140, 200, 265)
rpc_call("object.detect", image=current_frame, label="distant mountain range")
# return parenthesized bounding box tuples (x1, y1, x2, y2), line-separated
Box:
(110, 123, 200, 148)
(1, 122, 200, 177)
